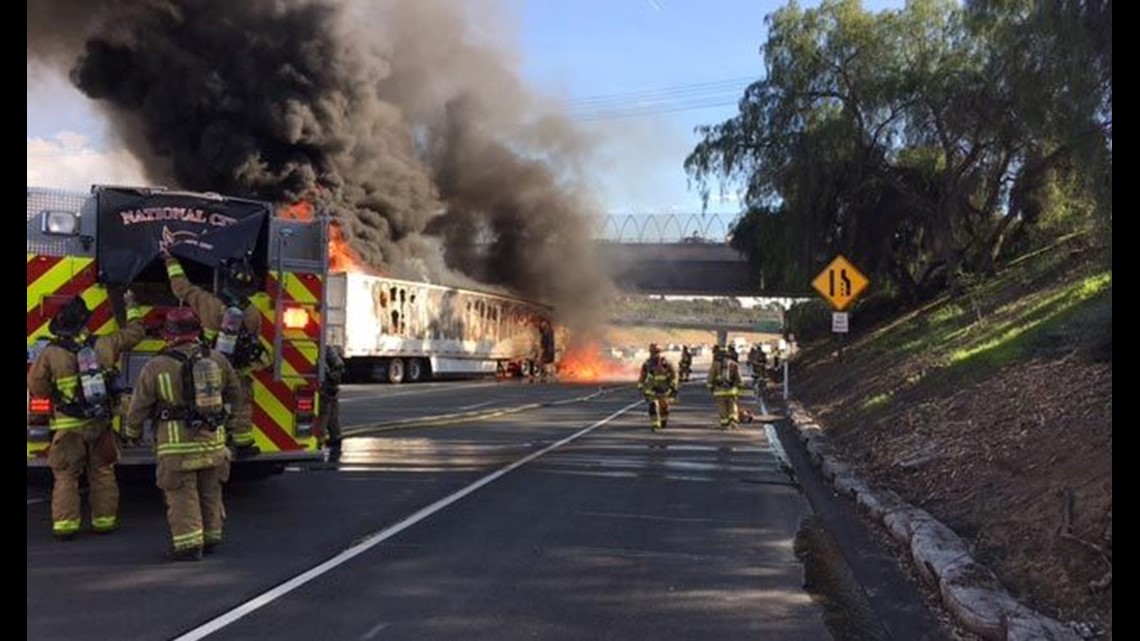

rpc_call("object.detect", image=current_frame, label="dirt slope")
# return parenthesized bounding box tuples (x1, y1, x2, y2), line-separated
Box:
(792, 241, 1112, 638)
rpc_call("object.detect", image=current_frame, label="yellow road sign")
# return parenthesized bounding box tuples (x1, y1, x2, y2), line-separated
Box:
(812, 255, 869, 311)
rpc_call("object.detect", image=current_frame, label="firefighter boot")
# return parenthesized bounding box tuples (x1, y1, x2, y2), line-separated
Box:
(170, 547, 204, 562)
(233, 444, 261, 460)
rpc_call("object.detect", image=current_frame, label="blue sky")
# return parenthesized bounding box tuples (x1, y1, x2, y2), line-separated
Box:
(27, 0, 903, 219)
(517, 0, 772, 217)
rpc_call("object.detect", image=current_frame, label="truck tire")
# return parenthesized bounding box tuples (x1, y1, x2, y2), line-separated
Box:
(406, 358, 430, 382)
(386, 358, 405, 384)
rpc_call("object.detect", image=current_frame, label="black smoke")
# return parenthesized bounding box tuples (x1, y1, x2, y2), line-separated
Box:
(28, 0, 612, 320)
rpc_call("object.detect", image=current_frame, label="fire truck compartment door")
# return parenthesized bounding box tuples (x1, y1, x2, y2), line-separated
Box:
(96, 188, 268, 286)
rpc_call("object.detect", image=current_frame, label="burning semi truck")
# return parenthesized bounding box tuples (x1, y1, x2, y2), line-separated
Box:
(279, 202, 553, 384)
(327, 272, 552, 383)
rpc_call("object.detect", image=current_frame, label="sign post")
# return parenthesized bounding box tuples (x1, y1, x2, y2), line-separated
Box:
(811, 255, 870, 362)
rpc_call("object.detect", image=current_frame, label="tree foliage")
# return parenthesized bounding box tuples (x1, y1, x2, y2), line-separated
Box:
(687, 0, 1111, 302)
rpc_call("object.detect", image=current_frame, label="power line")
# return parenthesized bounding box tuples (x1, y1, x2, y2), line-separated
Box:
(571, 98, 742, 122)
(560, 77, 755, 109)
(557, 77, 752, 106)
(555, 76, 756, 122)
(568, 89, 742, 113)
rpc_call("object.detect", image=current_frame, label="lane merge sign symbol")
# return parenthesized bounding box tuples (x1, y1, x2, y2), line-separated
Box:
(812, 255, 870, 311)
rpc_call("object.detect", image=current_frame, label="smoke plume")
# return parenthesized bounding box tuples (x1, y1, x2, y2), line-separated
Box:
(27, 0, 613, 325)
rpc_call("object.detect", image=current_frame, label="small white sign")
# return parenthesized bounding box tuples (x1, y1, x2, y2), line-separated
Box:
(832, 312, 849, 333)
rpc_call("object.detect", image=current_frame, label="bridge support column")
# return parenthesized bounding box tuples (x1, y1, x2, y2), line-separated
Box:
(715, 329, 728, 346)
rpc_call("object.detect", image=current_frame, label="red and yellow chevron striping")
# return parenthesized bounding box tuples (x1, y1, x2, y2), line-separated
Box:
(249, 271, 324, 453)
(26, 255, 116, 343)
(29, 257, 326, 459)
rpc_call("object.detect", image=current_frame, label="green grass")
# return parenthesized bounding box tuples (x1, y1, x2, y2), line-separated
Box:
(948, 272, 1111, 370)
(834, 244, 1110, 404)
(928, 303, 965, 325)
(865, 300, 969, 358)
(860, 391, 894, 412)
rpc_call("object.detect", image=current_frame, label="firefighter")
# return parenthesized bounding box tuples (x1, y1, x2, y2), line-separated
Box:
(162, 251, 265, 459)
(322, 344, 346, 453)
(538, 319, 556, 383)
(678, 346, 693, 382)
(707, 345, 744, 429)
(124, 307, 242, 561)
(747, 345, 767, 390)
(27, 292, 145, 540)
(637, 343, 678, 431)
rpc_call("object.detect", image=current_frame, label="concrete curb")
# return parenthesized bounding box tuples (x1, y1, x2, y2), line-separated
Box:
(342, 385, 620, 436)
(786, 401, 1081, 641)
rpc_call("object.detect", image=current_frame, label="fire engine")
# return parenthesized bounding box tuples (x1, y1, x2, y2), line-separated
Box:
(27, 185, 329, 471)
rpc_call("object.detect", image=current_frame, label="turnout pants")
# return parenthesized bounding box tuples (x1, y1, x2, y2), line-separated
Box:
(157, 454, 231, 552)
(48, 423, 120, 536)
(324, 392, 342, 443)
(646, 393, 672, 430)
(230, 373, 256, 447)
(713, 394, 740, 429)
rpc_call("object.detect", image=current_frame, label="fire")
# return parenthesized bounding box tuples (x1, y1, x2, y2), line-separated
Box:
(278, 201, 314, 221)
(277, 200, 373, 274)
(327, 224, 372, 273)
(557, 339, 637, 383)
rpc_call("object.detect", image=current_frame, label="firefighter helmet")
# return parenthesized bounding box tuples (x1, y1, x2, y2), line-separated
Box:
(220, 255, 257, 300)
(48, 296, 92, 338)
(163, 307, 202, 341)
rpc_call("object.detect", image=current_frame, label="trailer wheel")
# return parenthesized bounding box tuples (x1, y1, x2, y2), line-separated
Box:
(386, 358, 405, 384)
(406, 358, 429, 382)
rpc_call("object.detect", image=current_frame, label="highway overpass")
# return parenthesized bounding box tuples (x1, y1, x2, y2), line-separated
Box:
(598, 242, 757, 295)
(607, 310, 784, 345)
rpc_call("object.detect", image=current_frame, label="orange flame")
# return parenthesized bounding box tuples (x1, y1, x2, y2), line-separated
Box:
(277, 201, 374, 274)
(557, 338, 637, 383)
(327, 224, 372, 274)
(278, 201, 315, 221)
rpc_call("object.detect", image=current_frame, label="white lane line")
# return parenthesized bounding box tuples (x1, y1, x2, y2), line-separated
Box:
(764, 424, 791, 470)
(456, 400, 494, 411)
(362, 622, 389, 639)
(27, 498, 46, 505)
(172, 399, 643, 641)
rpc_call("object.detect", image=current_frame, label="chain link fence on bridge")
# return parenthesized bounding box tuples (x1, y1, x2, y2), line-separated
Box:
(594, 213, 736, 244)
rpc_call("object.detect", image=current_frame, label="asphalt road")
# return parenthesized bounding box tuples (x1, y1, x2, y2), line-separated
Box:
(26, 377, 901, 640)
